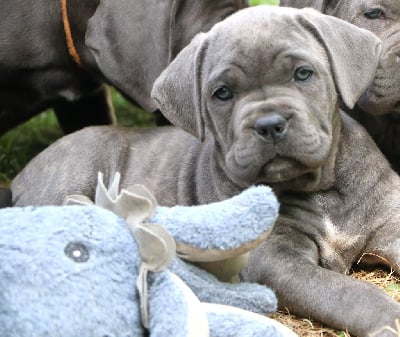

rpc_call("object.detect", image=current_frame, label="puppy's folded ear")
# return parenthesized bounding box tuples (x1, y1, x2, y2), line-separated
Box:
(85, 0, 173, 112)
(151, 33, 208, 141)
(280, 0, 327, 11)
(299, 9, 382, 109)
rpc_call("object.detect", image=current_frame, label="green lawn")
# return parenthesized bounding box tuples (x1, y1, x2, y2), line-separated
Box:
(0, 0, 278, 183)
(250, 0, 278, 5)
(0, 89, 152, 182)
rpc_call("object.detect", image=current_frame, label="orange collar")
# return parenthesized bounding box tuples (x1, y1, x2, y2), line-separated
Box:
(61, 0, 82, 66)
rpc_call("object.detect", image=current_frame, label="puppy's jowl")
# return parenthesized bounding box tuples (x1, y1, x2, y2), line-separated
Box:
(281, 0, 400, 172)
(12, 6, 400, 336)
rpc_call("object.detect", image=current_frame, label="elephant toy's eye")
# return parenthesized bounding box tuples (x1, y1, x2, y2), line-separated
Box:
(65, 242, 90, 263)
(294, 66, 314, 82)
(364, 8, 385, 19)
(213, 86, 234, 101)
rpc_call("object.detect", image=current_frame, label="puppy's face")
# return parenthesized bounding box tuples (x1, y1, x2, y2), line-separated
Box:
(329, 0, 400, 37)
(152, 6, 381, 191)
(203, 23, 336, 188)
(282, 0, 400, 116)
(326, 0, 400, 116)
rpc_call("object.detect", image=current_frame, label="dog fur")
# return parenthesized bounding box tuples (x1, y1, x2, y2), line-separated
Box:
(280, 0, 400, 172)
(0, 0, 247, 134)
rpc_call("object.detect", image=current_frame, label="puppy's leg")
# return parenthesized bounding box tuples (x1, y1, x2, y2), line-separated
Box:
(0, 109, 38, 136)
(54, 85, 115, 134)
(362, 223, 400, 274)
(242, 226, 400, 337)
(0, 187, 11, 208)
(154, 109, 171, 126)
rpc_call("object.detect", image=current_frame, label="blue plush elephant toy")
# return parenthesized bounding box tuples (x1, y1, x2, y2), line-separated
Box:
(0, 172, 297, 337)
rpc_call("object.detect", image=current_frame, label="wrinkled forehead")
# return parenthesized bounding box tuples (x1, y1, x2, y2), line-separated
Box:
(331, 0, 400, 37)
(203, 7, 327, 78)
(345, 0, 400, 11)
(331, 0, 400, 21)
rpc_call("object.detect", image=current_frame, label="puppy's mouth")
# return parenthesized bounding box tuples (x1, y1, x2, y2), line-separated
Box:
(226, 139, 326, 188)
(258, 156, 314, 184)
(387, 111, 400, 127)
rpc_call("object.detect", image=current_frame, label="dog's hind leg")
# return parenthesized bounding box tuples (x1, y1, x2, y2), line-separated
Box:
(0, 187, 11, 208)
(361, 223, 400, 274)
(54, 84, 115, 134)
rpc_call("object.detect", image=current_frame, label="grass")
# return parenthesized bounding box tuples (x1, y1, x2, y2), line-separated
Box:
(0, 88, 153, 183)
(250, 0, 278, 5)
(272, 268, 400, 337)
(0, 112, 62, 182)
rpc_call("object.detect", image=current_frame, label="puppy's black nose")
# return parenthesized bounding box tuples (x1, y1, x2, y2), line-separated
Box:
(254, 114, 288, 141)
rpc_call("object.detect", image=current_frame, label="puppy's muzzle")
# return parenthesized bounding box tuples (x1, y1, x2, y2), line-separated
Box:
(254, 113, 288, 142)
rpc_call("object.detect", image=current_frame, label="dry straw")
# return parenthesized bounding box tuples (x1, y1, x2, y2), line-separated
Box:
(270, 269, 400, 336)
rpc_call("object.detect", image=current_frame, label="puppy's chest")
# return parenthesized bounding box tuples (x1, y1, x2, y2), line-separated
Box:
(310, 194, 367, 274)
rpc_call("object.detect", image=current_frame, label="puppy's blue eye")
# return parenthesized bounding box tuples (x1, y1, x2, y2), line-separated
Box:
(294, 66, 313, 82)
(214, 86, 233, 101)
(364, 8, 385, 19)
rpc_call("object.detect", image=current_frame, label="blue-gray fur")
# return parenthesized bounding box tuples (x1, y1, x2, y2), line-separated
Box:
(0, 206, 144, 337)
(148, 271, 190, 337)
(152, 185, 279, 250)
(171, 259, 277, 314)
(0, 203, 283, 336)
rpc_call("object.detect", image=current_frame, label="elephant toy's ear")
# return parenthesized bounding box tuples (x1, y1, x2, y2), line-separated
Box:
(151, 33, 209, 141)
(85, 0, 173, 112)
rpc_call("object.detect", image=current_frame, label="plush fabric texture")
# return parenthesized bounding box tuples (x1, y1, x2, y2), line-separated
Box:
(152, 185, 279, 251)
(171, 258, 277, 314)
(0, 206, 195, 337)
(205, 304, 297, 337)
(148, 271, 191, 337)
(0, 188, 289, 336)
(0, 206, 144, 337)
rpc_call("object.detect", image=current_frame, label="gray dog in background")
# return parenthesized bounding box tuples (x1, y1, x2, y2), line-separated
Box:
(11, 6, 400, 335)
(280, 0, 400, 172)
(0, 0, 247, 134)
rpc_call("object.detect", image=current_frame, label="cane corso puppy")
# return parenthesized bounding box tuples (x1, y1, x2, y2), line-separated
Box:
(10, 6, 400, 335)
(280, 0, 400, 172)
(0, 0, 247, 134)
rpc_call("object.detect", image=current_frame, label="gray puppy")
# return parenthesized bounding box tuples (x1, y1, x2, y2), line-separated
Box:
(11, 6, 400, 335)
(0, 0, 247, 134)
(280, 0, 400, 171)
